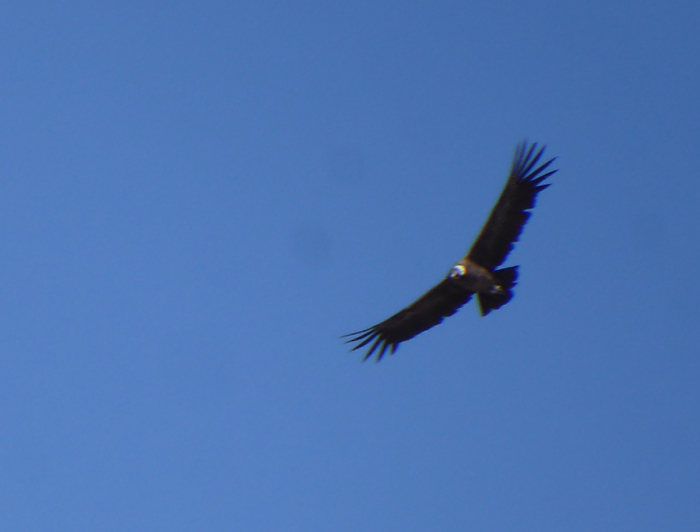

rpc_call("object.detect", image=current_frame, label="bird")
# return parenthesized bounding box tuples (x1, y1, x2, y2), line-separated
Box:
(343, 141, 557, 362)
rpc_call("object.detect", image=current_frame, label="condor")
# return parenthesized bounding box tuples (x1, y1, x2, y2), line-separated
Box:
(343, 141, 557, 361)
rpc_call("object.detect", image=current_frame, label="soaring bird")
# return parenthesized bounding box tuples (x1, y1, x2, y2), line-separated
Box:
(343, 141, 557, 361)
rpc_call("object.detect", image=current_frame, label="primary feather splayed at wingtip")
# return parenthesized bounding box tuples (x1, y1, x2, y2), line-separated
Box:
(341, 328, 399, 362)
(515, 141, 557, 190)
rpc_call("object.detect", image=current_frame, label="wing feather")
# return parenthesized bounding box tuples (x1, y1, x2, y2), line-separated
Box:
(343, 279, 473, 361)
(466, 142, 557, 270)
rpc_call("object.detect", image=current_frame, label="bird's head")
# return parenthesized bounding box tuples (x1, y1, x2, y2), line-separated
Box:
(449, 264, 467, 278)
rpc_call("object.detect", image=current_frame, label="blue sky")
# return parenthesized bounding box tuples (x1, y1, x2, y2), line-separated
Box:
(1, 1, 699, 530)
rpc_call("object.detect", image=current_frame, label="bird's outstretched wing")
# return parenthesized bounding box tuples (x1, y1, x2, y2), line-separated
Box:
(466, 142, 557, 271)
(342, 280, 473, 362)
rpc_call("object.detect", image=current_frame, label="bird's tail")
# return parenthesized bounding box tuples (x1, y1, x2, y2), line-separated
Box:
(478, 266, 519, 317)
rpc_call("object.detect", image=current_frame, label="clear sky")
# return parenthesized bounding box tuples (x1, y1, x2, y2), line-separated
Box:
(1, 1, 699, 530)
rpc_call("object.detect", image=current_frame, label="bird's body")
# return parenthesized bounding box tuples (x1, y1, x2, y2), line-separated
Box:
(343, 141, 557, 361)
(449, 258, 501, 292)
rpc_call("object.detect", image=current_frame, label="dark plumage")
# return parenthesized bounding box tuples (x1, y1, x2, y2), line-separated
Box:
(343, 141, 557, 361)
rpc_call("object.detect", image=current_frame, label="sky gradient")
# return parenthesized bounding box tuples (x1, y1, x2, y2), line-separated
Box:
(1, 1, 699, 530)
